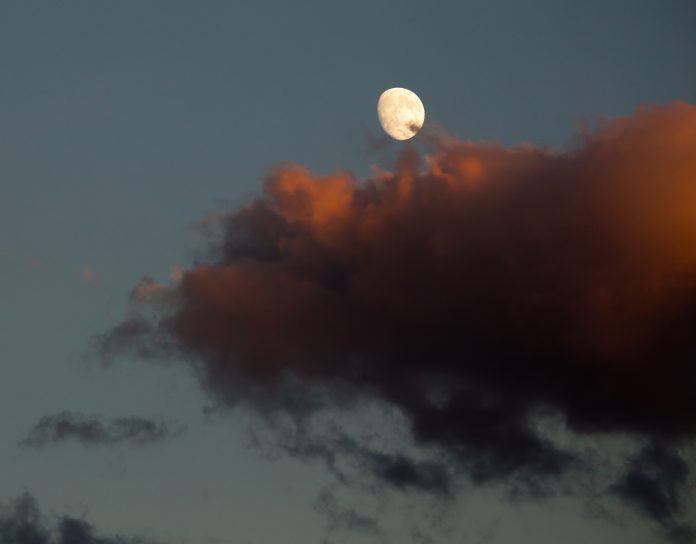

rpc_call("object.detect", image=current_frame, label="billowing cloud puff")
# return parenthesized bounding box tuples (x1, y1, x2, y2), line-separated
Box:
(102, 102, 696, 541)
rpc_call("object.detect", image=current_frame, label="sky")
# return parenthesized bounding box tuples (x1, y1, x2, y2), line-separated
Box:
(1, 1, 695, 544)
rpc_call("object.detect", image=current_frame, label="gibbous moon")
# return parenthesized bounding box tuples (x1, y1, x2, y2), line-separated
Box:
(377, 87, 425, 141)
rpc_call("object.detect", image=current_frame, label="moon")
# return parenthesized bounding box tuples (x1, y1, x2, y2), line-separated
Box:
(377, 87, 425, 141)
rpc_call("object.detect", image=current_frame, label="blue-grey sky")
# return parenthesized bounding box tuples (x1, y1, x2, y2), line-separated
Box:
(1, 2, 695, 543)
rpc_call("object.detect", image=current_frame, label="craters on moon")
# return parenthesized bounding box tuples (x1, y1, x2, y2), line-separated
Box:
(377, 87, 425, 141)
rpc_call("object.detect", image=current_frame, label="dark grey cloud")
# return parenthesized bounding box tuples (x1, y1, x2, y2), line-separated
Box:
(364, 451, 451, 497)
(258, 419, 454, 498)
(313, 488, 380, 537)
(100, 102, 696, 540)
(0, 493, 154, 544)
(611, 441, 694, 543)
(21, 412, 181, 448)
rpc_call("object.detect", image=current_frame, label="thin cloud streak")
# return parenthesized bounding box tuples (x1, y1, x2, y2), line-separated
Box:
(21, 412, 182, 448)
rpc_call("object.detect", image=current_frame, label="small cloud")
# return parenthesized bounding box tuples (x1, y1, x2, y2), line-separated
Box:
(20, 412, 183, 448)
(0, 492, 157, 544)
(131, 277, 170, 300)
(80, 267, 96, 282)
(169, 265, 184, 283)
(314, 488, 380, 537)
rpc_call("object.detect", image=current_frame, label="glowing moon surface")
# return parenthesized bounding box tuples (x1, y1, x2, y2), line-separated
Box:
(377, 87, 425, 141)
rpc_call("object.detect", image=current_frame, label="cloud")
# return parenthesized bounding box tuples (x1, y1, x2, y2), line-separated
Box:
(80, 267, 96, 282)
(0, 493, 154, 544)
(101, 101, 696, 539)
(130, 277, 172, 301)
(365, 451, 452, 496)
(314, 488, 380, 537)
(21, 412, 181, 448)
(169, 265, 184, 283)
(265, 420, 455, 497)
(610, 441, 694, 542)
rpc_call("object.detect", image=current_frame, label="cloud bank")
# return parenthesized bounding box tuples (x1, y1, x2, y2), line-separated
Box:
(102, 101, 696, 541)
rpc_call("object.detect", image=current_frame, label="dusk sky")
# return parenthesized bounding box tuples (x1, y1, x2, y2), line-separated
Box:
(2, 2, 696, 544)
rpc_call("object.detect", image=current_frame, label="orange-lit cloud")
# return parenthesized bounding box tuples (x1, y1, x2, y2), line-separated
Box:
(80, 267, 96, 282)
(103, 102, 696, 539)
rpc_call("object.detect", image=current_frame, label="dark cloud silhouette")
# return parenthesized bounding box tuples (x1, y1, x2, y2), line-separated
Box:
(314, 488, 380, 537)
(21, 412, 181, 448)
(611, 441, 694, 542)
(365, 451, 451, 496)
(101, 101, 696, 539)
(0, 493, 153, 544)
(271, 422, 454, 496)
